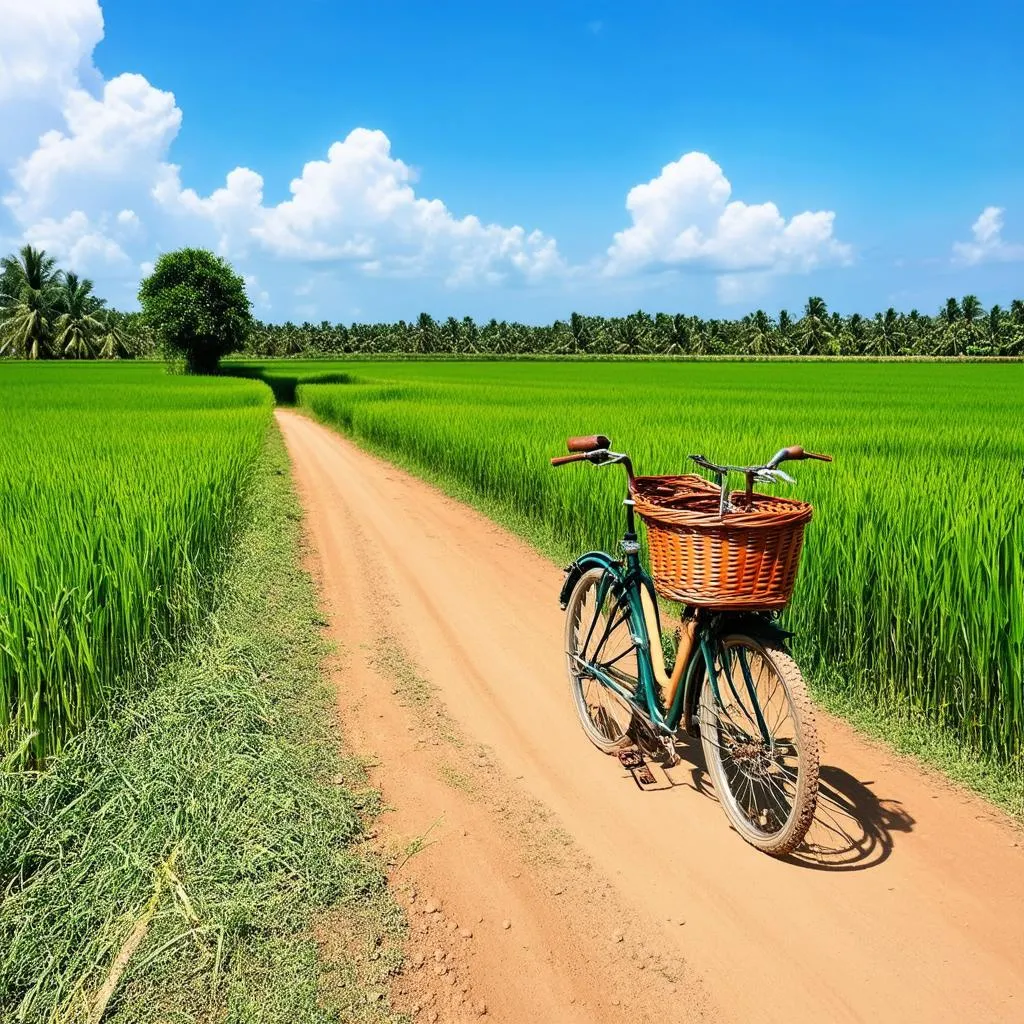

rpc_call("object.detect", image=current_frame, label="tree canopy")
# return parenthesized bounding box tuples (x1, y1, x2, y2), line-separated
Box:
(138, 249, 253, 374)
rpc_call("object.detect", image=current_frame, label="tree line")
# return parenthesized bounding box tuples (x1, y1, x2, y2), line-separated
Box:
(245, 297, 1024, 358)
(2, 244, 1022, 360)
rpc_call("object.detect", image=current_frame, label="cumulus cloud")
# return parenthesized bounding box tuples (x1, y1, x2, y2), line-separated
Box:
(5, 73, 182, 222)
(153, 164, 265, 257)
(22, 209, 128, 270)
(0, 0, 103, 104)
(242, 273, 271, 310)
(1, 2, 561, 293)
(715, 271, 774, 305)
(952, 206, 1024, 265)
(155, 129, 564, 285)
(116, 208, 140, 231)
(605, 152, 851, 295)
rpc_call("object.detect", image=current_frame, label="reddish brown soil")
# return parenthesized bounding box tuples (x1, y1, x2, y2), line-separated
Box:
(277, 409, 1024, 1024)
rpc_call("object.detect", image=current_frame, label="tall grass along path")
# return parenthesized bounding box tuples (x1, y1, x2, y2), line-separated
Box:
(0, 362, 272, 760)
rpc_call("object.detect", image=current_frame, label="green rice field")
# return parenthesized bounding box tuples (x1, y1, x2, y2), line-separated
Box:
(236, 358, 1024, 765)
(4, 356, 1021, 772)
(0, 363, 272, 760)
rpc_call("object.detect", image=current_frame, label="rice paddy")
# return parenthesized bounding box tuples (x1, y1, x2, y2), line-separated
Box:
(250, 358, 1024, 765)
(0, 362, 272, 760)
(4, 355, 1021, 771)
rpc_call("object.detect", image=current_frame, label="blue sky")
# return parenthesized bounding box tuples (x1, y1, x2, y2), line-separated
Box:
(1, 0, 1022, 322)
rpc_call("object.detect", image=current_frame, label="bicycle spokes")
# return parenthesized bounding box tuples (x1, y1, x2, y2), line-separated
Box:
(705, 643, 802, 836)
(567, 572, 639, 746)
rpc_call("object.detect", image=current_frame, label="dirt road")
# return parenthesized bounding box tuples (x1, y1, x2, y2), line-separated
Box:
(277, 409, 1024, 1024)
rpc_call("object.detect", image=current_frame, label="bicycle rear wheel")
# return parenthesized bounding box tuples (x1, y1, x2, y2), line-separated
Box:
(699, 636, 819, 855)
(564, 568, 640, 753)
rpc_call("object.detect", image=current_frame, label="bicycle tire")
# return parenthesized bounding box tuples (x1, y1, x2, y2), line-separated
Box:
(698, 636, 819, 855)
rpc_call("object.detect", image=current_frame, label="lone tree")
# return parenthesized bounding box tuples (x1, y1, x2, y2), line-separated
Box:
(139, 248, 252, 373)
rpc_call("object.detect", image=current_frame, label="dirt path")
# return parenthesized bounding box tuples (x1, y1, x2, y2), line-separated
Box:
(277, 409, 1024, 1024)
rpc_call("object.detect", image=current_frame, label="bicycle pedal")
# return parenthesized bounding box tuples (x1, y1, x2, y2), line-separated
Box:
(617, 747, 665, 791)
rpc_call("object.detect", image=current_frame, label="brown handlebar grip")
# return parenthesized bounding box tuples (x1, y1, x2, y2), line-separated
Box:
(785, 445, 833, 462)
(551, 453, 589, 466)
(566, 434, 611, 453)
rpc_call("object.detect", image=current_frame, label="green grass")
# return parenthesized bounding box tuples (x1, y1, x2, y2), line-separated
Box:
(235, 359, 1022, 784)
(0, 426, 405, 1024)
(0, 362, 273, 760)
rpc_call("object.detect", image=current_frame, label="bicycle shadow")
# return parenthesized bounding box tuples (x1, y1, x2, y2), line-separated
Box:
(665, 737, 915, 871)
(784, 765, 916, 871)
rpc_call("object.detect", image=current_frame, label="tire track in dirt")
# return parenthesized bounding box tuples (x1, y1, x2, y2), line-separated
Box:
(278, 409, 1024, 1024)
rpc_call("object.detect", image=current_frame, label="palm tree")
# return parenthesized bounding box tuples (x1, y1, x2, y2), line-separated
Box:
(415, 312, 438, 354)
(741, 310, 775, 355)
(846, 312, 867, 354)
(866, 307, 900, 356)
(460, 316, 479, 353)
(776, 309, 794, 353)
(795, 297, 834, 355)
(441, 316, 462, 353)
(935, 297, 964, 355)
(0, 245, 63, 358)
(566, 311, 589, 354)
(54, 273, 107, 358)
(903, 309, 925, 354)
(1006, 300, 1024, 356)
(986, 304, 1006, 355)
(97, 314, 130, 359)
(0, 261, 21, 307)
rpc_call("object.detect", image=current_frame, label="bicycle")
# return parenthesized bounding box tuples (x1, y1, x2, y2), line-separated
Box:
(551, 435, 831, 856)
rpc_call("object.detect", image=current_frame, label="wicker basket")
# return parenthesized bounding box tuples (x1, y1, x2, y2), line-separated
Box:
(631, 476, 813, 609)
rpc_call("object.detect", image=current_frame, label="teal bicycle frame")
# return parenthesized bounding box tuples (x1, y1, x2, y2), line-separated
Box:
(558, 459, 791, 745)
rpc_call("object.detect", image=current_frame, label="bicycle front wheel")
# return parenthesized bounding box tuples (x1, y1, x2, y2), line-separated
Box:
(564, 568, 641, 753)
(699, 636, 819, 855)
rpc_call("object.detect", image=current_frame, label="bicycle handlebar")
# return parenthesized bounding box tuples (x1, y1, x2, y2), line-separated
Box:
(692, 446, 833, 476)
(550, 436, 830, 481)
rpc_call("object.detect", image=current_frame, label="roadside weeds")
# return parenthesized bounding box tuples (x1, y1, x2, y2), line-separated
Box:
(0, 427, 406, 1024)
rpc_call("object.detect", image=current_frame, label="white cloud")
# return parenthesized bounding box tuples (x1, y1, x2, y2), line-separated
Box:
(153, 163, 264, 257)
(0, 0, 103, 104)
(244, 272, 270, 309)
(715, 271, 773, 305)
(5, 73, 181, 222)
(156, 128, 565, 286)
(22, 209, 127, 270)
(605, 152, 851, 293)
(952, 206, 1024, 265)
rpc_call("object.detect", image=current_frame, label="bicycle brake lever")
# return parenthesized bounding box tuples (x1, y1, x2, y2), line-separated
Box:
(756, 469, 795, 484)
